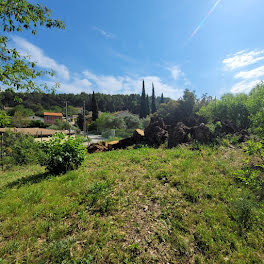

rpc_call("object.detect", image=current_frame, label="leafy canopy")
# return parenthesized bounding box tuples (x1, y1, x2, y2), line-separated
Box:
(0, 0, 65, 92)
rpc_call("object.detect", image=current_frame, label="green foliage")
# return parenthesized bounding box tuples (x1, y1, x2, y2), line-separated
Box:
(0, 146, 264, 262)
(28, 120, 47, 128)
(8, 104, 34, 116)
(151, 83, 157, 113)
(0, 0, 65, 92)
(157, 89, 198, 127)
(40, 133, 86, 174)
(197, 93, 250, 129)
(247, 82, 264, 136)
(1, 132, 42, 167)
(140, 80, 148, 118)
(49, 119, 71, 130)
(124, 114, 142, 129)
(95, 113, 126, 132)
(102, 128, 134, 139)
(0, 110, 10, 127)
(11, 111, 28, 127)
(234, 139, 264, 199)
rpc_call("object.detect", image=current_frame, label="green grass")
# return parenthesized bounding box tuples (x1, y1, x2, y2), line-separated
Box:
(0, 145, 263, 263)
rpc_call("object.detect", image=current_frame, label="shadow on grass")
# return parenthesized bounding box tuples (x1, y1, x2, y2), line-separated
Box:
(6, 172, 52, 189)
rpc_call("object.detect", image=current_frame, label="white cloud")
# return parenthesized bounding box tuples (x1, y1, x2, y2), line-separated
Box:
(235, 66, 264, 80)
(82, 70, 183, 99)
(58, 78, 92, 94)
(10, 36, 184, 99)
(91, 26, 115, 39)
(223, 50, 264, 70)
(231, 80, 261, 94)
(167, 65, 191, 87)
(167, 66, 182, 80)
(11, 36, 70, 80)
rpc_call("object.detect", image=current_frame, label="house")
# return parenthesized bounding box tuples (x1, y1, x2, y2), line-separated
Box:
(44, 112, 63, 124)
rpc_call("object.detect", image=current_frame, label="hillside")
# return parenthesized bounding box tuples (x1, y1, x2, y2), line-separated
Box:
(0, 145, 263, 263)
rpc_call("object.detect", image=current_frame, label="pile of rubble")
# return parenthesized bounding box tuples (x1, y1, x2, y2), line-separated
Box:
(87, 116, 250, 153)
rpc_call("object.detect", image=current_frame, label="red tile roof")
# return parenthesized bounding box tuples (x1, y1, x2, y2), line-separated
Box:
(43, 112, 63, 117)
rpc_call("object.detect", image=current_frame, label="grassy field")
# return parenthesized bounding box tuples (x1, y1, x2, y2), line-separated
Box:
(0, 145, 263, 263)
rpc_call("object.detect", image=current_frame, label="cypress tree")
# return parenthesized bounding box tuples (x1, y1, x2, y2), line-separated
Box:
(140, 80, 147, 118)
(146, 94, 150, 116)
(92, 91, 98, 121)
(160, 93, 164, 104)
(151, 83, 157, 113)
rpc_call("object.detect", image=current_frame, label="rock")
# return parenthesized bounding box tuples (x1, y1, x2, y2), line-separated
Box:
(132, 129, 145, 143)
(191, 123, 212, 143)
(168, 122, 191, 148)
(87, 142, 108, 153)
(144, 116, 168, 146)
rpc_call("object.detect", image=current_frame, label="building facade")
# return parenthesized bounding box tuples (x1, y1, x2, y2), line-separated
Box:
(43, 112, 63, 124)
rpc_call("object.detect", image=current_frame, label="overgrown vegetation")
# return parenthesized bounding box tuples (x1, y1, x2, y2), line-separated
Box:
(0, 145, 263, 263)
(0, 132, 43, 168)
(40, 133, 86, 175)
(234, 139, 264, 200)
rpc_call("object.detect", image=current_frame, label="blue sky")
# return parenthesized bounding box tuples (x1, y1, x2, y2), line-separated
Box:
(10, 0, 264, 99)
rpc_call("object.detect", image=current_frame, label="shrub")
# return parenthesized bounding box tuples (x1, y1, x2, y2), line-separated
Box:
(1, 131, 43, 167)
(40, 133, 86, 175)
(234, 139, 264, 199)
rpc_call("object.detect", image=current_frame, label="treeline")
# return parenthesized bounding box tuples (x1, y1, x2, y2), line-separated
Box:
(157, 82, 264, 137)
(0, 88, 170, 116)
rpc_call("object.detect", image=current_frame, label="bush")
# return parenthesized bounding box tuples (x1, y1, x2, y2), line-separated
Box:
(49, 119, 71, 130)
(28, 120, 47, 128)
(40, 133, 86, 175)
(234, 139, 264, 199)
(1, 132, 43, 167)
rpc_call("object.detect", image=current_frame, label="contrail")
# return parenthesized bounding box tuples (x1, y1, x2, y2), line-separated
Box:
(190, 0, 223, 39)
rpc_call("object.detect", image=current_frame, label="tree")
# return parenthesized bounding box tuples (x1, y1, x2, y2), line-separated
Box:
(151, 83, 157, 113)
(76, 113, 84, 130)
(0, 0, 65, 92)
(197, 93, 250, 130)
(146, 94, 150, 116)
(179, 89, 196, 126)
(0, 110, 10, 127)
(12, 111, 27, 127)
(160, 93, 164, 104)
(124, 114, 141, 129)
(140, 80, 147, 118)
(247, 82, 264, 135)
(92, 91, 98, 121)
